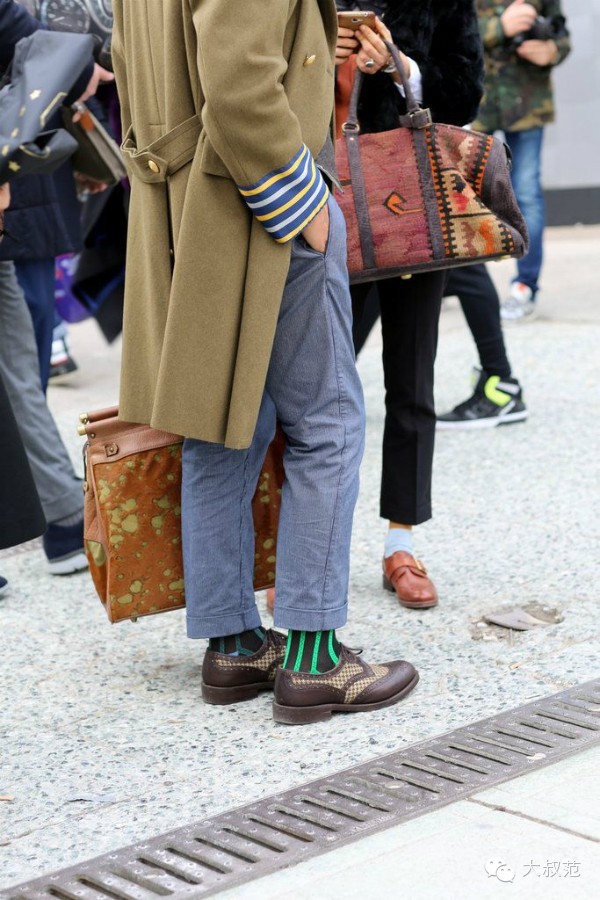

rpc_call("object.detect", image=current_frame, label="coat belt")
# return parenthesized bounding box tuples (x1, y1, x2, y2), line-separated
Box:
(121, 115, 202, 183)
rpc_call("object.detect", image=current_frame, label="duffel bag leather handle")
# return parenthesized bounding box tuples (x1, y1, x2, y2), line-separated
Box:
(342, 41, 431, 134)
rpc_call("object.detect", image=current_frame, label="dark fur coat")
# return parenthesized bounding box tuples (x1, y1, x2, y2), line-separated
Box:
(336, 0, 484, 132)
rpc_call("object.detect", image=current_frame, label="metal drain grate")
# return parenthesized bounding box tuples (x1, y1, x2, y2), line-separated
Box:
(5, 679, 600, 899)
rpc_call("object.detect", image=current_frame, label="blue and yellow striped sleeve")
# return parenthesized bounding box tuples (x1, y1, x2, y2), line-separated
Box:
(237, 144, 329, 244)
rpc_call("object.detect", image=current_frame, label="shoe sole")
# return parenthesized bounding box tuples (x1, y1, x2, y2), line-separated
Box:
(201, 680, 275, 705)
(436, 410, 529, 431)
(47, 551, 89, 576)
(382, 574, 438, 609)
(272, 671, 420, 725)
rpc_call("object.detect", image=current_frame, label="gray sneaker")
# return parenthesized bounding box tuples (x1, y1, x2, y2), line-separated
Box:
(500, 282, 537, 323)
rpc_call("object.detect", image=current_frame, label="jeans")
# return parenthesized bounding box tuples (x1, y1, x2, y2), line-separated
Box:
(0, 261, 84, 523)
(15, 258, 56, 392)
(182, 198, 365, 638)
(505, 127, 545, 297)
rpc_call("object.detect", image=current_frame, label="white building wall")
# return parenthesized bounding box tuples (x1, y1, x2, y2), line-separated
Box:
(543, 0, 600, 191)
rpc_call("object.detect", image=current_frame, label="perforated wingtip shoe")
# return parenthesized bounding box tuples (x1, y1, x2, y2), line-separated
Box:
(273, 645, 419, 724)
(201, 629, 287, 705)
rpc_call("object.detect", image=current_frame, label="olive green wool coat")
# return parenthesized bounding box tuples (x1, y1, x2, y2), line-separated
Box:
(111, 0, 337, 448)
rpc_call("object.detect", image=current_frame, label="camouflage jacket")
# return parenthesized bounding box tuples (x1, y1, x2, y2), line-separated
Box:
(473, 0, 571, 133)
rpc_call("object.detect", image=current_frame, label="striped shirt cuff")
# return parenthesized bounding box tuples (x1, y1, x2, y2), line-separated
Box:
(237, 144, 329, 244)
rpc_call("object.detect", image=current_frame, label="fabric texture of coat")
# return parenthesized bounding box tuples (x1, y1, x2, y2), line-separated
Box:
(112, 0, 339, 449)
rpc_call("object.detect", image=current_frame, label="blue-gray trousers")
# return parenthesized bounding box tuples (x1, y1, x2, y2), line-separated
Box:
(182, 198, 365, 638)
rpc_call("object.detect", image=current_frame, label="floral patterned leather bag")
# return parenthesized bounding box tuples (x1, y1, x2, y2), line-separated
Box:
(80, 406, 285, 623)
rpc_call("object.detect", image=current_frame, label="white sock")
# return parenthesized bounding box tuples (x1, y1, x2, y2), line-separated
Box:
(384, 528, 414, 559)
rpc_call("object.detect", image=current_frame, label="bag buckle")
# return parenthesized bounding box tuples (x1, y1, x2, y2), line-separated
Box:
(342, 121, 361, 135)
(399, 108, 433, 130)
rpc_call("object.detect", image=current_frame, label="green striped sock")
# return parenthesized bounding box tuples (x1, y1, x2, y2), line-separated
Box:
(283, 630, 340, 674)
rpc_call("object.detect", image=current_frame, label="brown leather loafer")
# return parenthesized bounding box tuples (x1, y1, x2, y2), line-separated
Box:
(382, 552, 438, 609)
(272, 645, 419, 724)
(201, 629, 286, 705)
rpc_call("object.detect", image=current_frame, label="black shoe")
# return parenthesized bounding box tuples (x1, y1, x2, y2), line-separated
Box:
(437, 369, 528, 431)
(0, 575, 8, 595)
(49, 337, 78, 380)
(43, 519, 88, 575)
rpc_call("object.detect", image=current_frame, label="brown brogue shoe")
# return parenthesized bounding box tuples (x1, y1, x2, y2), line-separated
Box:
(272, 645, 419, 724)
(201, 629, 286, 705)
(382, 552, 438, 609)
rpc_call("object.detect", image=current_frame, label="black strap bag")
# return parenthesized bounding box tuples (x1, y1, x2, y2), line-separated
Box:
(0, 30, 94, 182)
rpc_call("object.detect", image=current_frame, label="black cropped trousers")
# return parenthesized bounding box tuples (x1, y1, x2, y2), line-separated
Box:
(352, 270, 446, 526)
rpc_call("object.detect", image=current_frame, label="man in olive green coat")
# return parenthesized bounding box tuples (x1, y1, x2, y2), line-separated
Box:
(111, 0, 419, 724)
(475, 0, 571, 321)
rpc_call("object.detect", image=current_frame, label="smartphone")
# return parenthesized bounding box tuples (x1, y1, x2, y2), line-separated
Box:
(337, 10, 377, 31)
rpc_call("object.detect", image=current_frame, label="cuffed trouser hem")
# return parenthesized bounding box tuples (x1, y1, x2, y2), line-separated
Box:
(186, 607, 262, 640)
(44, 494, 84, 525)
(273, 601, 347, 633)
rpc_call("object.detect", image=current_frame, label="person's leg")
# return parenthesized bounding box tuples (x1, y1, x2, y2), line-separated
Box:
(448, 264, 511, 378)
(351, 283, 380, 356)
(182, 390, 277, 640)
(504, 128, 545, 312)
(438, 265, 528, 430)
(266, 199, 365, 634)
(0, 261, 86, 572)
(188, 200, 418, 718)
(15, 259, 56, 392)
(379, 271, 444, 526)
(376, 270, 444, 609)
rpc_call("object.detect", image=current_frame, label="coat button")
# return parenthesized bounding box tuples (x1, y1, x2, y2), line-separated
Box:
(147, 160, 160, 173)
(303, 54, 316, 66)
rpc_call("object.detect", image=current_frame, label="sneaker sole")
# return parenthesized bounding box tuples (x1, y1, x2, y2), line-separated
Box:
(272, 672, 420, 725)
(46, 551, 89, 576)
(436, 410, 529, 431)
(501, 308, 539, 325)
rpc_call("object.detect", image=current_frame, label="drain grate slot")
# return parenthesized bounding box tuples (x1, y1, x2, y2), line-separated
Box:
(245, 814, 314, 844)
(533, 710, 599, 731)
(467, 733, 545, 759)
(6, 679, 600, 899)
(108, 868, 173, 897)
(424, 750, 489, 775)
(298, 794, 368, 822)
(396, 760, 465, 784)
(270, 804, 339, 833)
(191, 837, 257, 865)
(323, 786, 393, 812)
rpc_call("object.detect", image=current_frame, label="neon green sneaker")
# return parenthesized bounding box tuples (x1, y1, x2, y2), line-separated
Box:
(437, 369, 528, 431)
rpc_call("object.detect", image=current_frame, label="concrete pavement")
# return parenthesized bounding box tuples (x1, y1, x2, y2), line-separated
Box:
(1, 226, 599, 895)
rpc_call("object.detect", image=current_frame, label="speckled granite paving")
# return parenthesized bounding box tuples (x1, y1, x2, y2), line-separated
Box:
(1, 228, 598, 888)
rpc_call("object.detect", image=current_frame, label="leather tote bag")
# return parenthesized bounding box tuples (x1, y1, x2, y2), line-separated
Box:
(0, 30, 94, 182)
(79, 407, 285, 623)
(335, 43, 529, 283)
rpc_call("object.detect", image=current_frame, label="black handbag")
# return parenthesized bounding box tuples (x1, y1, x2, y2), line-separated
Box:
(0, 30, 94, 182)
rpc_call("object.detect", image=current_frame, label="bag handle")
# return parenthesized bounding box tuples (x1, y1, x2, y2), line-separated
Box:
(342, 40, 432, 134)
